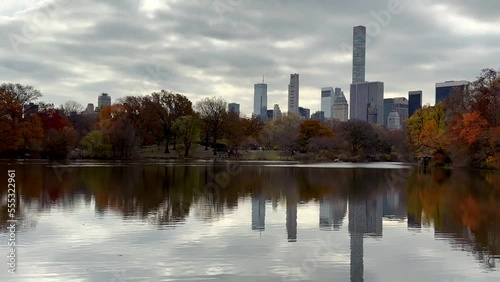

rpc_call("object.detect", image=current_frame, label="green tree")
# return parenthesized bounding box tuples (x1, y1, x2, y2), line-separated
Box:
(173, 115, 200, 157)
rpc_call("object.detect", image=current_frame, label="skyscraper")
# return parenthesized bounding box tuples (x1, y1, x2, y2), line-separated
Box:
(387, 112, 402, 130)
(332, 91, 349, 122)
(435, 81, 469, 104)
(251, 193, 266, 231)
(298, 107, 310, 120)
(254, 82, 268, 122)
(352, 26, 366, 84)
(321, 87, 334, 118)
(228, 103, 240, 116)
(408, 91, 422, 117)
(384, 97, 408, 126)
(350, 81, 384, 124)
(273, 104, 282, 119)
(288, 74, 300, 115)
(98, 93, 111, 109)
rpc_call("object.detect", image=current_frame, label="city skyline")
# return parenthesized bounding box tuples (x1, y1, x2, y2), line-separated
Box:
(1, 1, 498, 116)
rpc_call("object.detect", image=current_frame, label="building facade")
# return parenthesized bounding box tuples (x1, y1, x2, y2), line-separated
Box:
(408, 90, 422, 117)
(333, 93, 349, 122)
(435, 81, 469, 104)
(298, 107, 310, 120)
(228, 103, 240, 116)
(383, 97, 408, 126)
(273, 104, 282, 120)
(288, 74, 300, 115)
(311, 111, 325, 122)
(254, 83, 268, 122)
(98, 93, 111, 109)
(321, 87, 334, 118)
(350, 81, 384, 124)
(387, 111, 402, 130)
(352, 26, 366, 84)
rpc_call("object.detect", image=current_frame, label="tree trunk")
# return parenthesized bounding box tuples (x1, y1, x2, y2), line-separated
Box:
(164, 135, 170, 154)
(204, 131, 209, 150)
(173, 134, 177, 150)
(213, 133, 217, 155)
(184, 143, 190, 157)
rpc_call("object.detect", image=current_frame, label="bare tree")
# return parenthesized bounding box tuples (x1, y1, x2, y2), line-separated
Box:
(0, 83, 42, 106)
(60, 100, 84, 116)
(195, 97, 227, 155)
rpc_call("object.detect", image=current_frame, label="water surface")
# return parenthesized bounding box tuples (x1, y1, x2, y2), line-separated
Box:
(1, 161, 499, 281)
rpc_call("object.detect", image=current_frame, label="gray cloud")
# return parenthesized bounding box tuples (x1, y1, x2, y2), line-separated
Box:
(0, 0, 499, 114)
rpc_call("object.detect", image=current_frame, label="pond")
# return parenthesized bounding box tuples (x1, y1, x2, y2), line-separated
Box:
(0, 161, 499, 281)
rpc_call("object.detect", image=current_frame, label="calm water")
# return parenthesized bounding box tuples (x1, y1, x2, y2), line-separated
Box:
(1, 161, 500, 282)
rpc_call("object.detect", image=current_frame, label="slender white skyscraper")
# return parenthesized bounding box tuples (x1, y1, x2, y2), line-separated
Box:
(288, 74, 299, 115)
(352, 26, 366, 84)
(254, 81, 268, 122)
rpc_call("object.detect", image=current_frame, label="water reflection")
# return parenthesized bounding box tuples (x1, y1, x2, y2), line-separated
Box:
(0, 162, 499, 281)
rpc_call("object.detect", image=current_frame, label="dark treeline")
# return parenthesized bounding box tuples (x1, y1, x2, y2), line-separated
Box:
(0, 68, 499, 168)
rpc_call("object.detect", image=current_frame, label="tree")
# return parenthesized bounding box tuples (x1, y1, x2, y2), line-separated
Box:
(151, 91, 194, 153)
(271, 114, 301, 155)
(195, 97, 227, 155)
(340, 120, 377, 156)
(79, 130, 112, 159)
(0, 83, 42, 106)
(173, 115, 200, 157)
(0, 90, 23, 155)
(299, 119, 334, 149)
(60, 100, 84, 116)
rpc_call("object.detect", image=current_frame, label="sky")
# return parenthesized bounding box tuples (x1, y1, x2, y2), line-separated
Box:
(1, 0, 499, 116)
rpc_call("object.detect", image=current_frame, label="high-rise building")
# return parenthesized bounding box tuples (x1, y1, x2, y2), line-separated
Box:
(352, 26, 366, 84)
(435, 81, 469, 104)
(387, 112, 402, 130)
(333, 91, 349, 122)
(383, 97, 408, 126)
(267, 110, 274, 121)
(350, 81, 384, 124)
(83, 103, 95, 114)
(273, 104, 282, 120)
(254, 83, 268, 122)
(311, 111, 325, 122)
(298, 107, 310, 120)
(408, 91, 422, 117)
(98, 93, 111, 109)
(321, 87, 334, 118)
(23, 102, 39, 117)
(228, 103, 240, 116)
(288, 74, 300, 115)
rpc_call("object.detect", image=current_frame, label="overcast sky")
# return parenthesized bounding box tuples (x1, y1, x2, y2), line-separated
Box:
(1, 0, 499, 116)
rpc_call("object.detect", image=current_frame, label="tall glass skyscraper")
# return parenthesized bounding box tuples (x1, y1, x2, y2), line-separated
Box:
(254, 83, 268, 122)
(408, 91, 422, 117)
(321, 87, 334, 118)
(435, 81, 469, 104)
(352, 26, 366, 83)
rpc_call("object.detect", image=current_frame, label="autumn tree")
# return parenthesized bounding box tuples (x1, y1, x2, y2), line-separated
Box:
(173, 115, 200, 157)
(60, 100, 84, 116)
(195, 97, 227, 155)
(339, 120, 377, 157)
(0, 83, 42, 106)
(261, 114, 301, 155)
(299, 119, 334, 149)
(151, 91, 194, 153)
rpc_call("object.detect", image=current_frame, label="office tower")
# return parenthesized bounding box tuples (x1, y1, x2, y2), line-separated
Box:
(251, 193, 266, 231)
(408, 91, 422, 117)
(298, 107, 310, 120)
(228, 103, 240, 116)
(350, 81, 384, 124)
(435, 81, 469, 104)
(273, 104, 282, 119)
(321, 87, 334, 118)
(383, 97, 408, 126)
(286, 185, 298, 242)
(23, 103, 39, 117)
(311, 111, 325, 122)
(288, 74, 300, 115)
(83, 103, 95, 114)
(332, 91, 349, 122)
(387, 112, 401, 130)
(254, 82, 268, 122)
(98, 93, 111, 109)
(320, 196, 347, 231)
(352, 26, 366, 83)
(267, 110, 274, 121)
